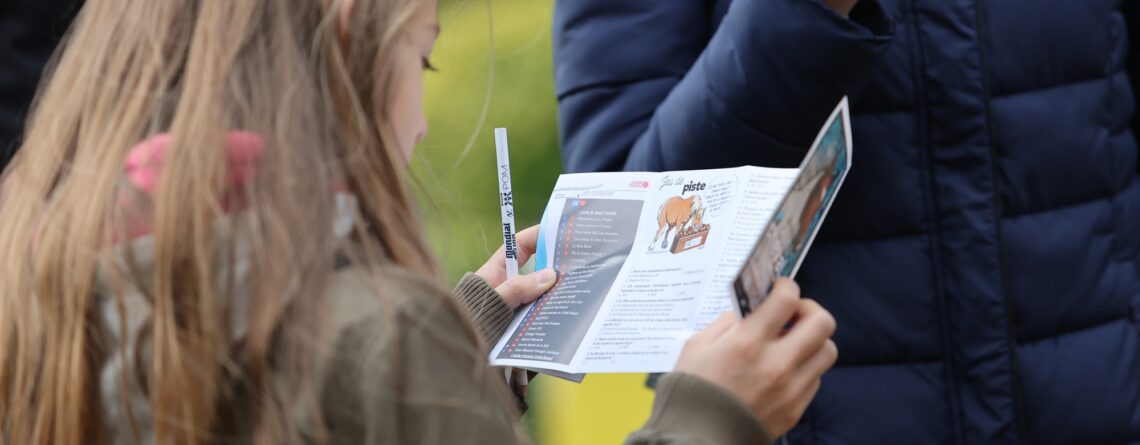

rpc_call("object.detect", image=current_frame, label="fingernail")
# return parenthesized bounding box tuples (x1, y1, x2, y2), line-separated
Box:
(535, 268, 557, 286)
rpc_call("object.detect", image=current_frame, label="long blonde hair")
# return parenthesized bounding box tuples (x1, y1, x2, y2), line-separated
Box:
(0, 0, 440, 443)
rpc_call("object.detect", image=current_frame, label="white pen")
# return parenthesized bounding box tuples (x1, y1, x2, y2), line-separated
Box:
(494, 128, 528, 386)
(495, 128, 519, 278)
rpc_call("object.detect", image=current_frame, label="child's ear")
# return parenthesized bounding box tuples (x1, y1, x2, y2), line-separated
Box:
(337, 0, 356, 47)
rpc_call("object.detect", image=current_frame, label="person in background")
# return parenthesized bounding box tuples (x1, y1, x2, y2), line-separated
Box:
(555, 0, 1140, 443)
(0, 0, 839, 444)
(0, 0, 84, 169)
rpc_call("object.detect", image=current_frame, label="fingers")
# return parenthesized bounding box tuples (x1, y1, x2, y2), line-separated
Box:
(475, 250, 508, 286)
(778, 299, 837, 366)
(475, 225, 543, 287)
(780, 340, 836, 424)
(514, 225, 541, 265)
(763, 340, 835, 436)
(739, 278, 801, 339)
(800, 339, 838, 379)
(494, 268, 557, 309)
(783, 377, 822, 435)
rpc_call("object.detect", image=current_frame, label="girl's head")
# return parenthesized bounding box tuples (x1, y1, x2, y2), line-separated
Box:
(0, 0, 443, 443)
(376, 0, 439, 157)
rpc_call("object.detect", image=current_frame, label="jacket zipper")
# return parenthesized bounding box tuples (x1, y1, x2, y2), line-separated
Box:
(906, 0, 966, 443)
(971, 1, 1030, 443)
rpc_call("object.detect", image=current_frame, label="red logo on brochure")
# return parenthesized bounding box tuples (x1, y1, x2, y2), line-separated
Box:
(629, 180, 651, 189)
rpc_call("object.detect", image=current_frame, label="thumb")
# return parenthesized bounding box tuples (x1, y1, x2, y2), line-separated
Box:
(495, 268, 558, 309)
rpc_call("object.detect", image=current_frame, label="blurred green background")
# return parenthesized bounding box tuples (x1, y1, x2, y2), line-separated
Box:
(413, 1, 657, 443)
(415, 0, 561, 275)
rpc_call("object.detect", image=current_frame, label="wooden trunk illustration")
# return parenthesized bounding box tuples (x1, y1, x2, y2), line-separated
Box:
(670, 224, 711, 254)
(652, 194, 711, 254)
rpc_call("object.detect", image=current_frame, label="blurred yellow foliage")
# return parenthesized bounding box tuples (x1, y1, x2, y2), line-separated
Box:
(531, 374, 656, 445)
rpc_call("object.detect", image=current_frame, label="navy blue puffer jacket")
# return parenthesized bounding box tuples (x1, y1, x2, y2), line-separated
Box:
(555, 1, 1140, 443)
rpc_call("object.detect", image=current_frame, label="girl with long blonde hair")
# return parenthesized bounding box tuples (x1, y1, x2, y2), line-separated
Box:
(0, 0, 840, 443)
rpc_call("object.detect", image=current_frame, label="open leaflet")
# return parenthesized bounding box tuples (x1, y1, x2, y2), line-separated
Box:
(489, 98, 853, 377)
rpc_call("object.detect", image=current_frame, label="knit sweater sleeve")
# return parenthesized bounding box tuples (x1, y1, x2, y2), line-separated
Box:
(452, 272, 514, 348)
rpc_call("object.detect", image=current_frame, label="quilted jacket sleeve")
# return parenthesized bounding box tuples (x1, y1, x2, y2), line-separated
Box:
(555, 0, 894, 173)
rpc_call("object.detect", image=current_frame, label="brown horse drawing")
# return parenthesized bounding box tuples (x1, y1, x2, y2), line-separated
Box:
(651, 195, 704, 250)
(793, 171, 835, 248)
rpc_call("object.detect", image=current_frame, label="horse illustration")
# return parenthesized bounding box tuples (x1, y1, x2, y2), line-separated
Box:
(650, 195, 704, 250)
(691, 206, 705, 229)
(793, 170, 835, 248)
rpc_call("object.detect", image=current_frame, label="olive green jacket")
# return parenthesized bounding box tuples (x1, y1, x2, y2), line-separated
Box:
(94, 250, 771, 444)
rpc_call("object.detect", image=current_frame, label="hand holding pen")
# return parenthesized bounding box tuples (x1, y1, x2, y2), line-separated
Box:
(475, 225, 558, 308)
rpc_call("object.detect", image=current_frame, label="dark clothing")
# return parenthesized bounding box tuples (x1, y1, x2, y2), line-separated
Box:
(555, 0, 1140, 443)
(0, 0, 82, 169)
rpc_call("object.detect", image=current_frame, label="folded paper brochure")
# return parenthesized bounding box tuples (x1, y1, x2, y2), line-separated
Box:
(490, 98, 853, 378)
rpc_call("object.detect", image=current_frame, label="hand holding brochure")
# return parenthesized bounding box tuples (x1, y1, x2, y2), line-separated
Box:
(489, 99, 853, 377)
